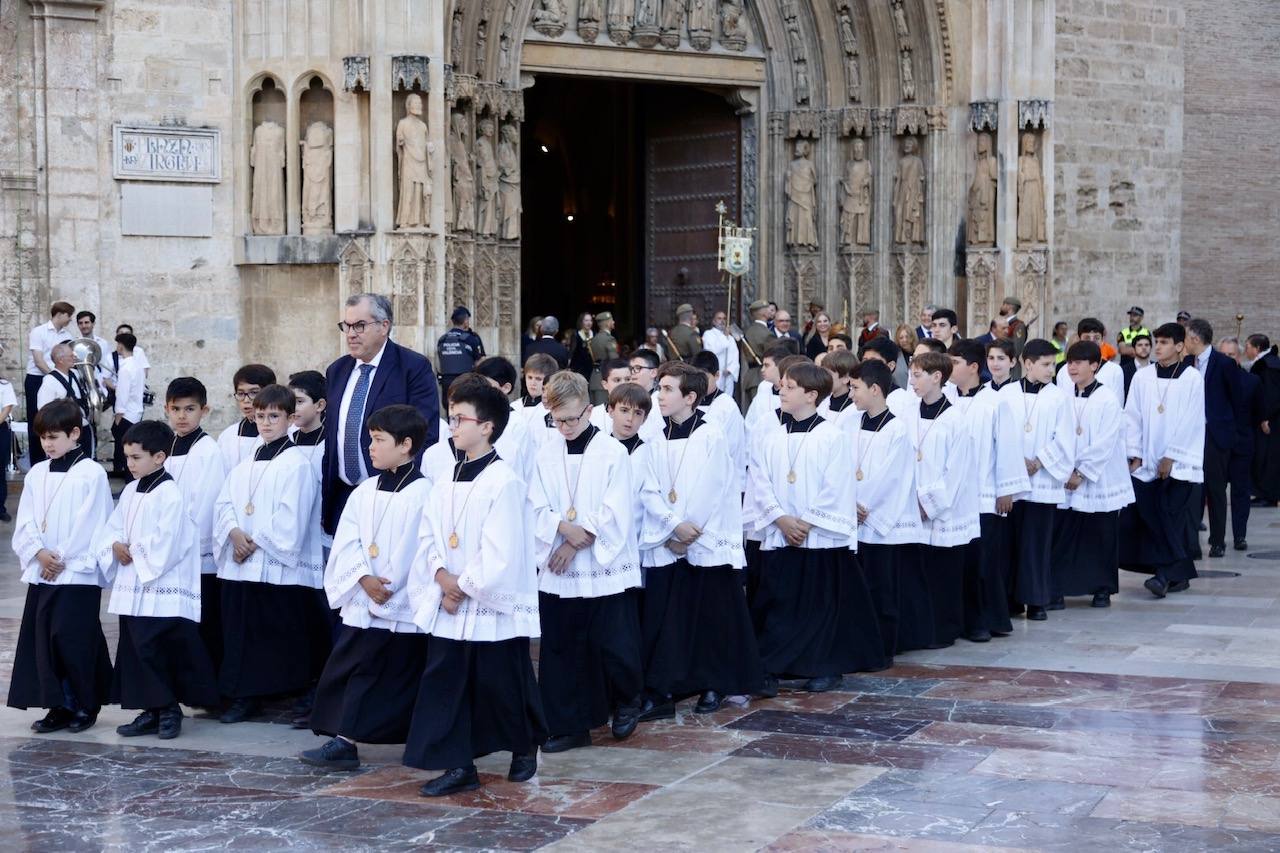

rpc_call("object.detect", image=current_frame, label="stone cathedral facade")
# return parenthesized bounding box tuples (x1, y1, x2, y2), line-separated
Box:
(0, 0, 1272, 420)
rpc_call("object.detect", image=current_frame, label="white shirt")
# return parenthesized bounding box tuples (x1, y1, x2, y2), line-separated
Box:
(336, 342, 387, 486)
(91, 335, 116, 385)
(132, 344, 150, 372)
(27, 321, 74, 376)
(1196, 347, 1210, 382)
(0, 379, 17, 414)
(36, 370, 90, 424)
(114, 355, 145, 421)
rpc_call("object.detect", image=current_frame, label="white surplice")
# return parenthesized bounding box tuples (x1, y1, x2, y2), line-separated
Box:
(1056, 358, 1124, 396)
(997, 380, 1076, 504)
(702, 326, 740, 396)
(12, 456, 114, 587)
(904, 401, 980, 547)
(283, 441, 327, 569)
(1124, 363, 1205, 484)
(216, 420, 262, 474)
(529, 430, 640, 598)
(752, 415, 856, 551)
(325, 473, 429, 632)
(698, 390, 747, 494)
(164, 432, 225, 574)
(952, 386, 1029, 515)
(846, 412, 922, 546)
(96, 474, 202, 621)
(1061, 383, 1135, 512)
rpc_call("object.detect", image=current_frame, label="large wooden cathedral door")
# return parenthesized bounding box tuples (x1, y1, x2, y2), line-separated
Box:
(643, 87, 741, 328)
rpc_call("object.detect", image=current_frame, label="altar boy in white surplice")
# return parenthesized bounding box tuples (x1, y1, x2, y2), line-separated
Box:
(300, 404, 431, 772)
(530, 370, 643, 755)
(98, 420, 219, 741)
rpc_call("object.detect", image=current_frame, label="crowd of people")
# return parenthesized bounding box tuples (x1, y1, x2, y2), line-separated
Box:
(5, 289, 1280, 802)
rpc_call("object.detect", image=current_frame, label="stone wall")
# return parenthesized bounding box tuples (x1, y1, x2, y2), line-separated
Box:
(1180, 0, 1280, 343)
(1053, 0, 1185, 336)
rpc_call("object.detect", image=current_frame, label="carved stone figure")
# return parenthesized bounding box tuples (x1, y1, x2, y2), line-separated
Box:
(395, 94, 433, 230)
(1017, 132, 1047, 244)
(899, 51, 916, 101)
(967, 132, 997, 246)
(475, 118, 500, 236)
(794, 63, 811, 106)
(838, 5, 861, 101)
(634, 0, 660, 46)
(300, 121, 333, 235)
(688, 0, 714, 50)
(840, 138, 872, 247)
(497, 124, 521, 240)
(532, 0, 567, 37)
(660, 0, 684, 48)
(250, 119, 285, 235)
(450, 113, 475, 232)
(892, 0, 910, 40)
(785, 139, 818, 250)
(607, 0, 634, 44)
(720, 1, 746, 50)
(578, 0, 603, 41)
(893, 136, 926, 245)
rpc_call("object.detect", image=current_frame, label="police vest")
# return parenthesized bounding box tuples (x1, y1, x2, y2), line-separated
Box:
(1119, 326, 1151, 345)
(437, 330, 476, 376)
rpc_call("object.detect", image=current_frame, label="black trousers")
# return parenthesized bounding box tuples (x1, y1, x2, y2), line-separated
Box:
(1203, 438, 1231, 547)
(0, 421, 10, 513)
(25, 374, 44, 465)
(1228, 448, 1252, 542)
(111, 417, 134, 478)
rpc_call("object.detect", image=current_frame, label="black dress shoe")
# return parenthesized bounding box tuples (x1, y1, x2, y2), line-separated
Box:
(1026, 605, 1047, 621)
(1046, 597, 1065, 611)
(754, 675, 780, 699)
(67, 711, 97, 733)
(966, 629, 992, 643)
(116, 710, 159, 737)
(1091, 592, 1111, 608)
(637, 695, 675, 722)
(694, 690, 723, 714)
(420, 765, 480, 797)
(508, 752, 537, 782)
(219, 698, 262, 724)
(542, 732, 591, 754)
(1167, 580, 1190, 593)
(1234, 539, 1248, 552)
(803, 676, 841, 693)
(158, 705, 183, 740)
(0, 508, 12, 522)
(1144, 576, 1168, 598)
(1209, 544, 1226, 558)
(611, 706, 640, 740)
(300, 736, 361, 771)
(31, 707, 75, 733)
(1008, 603, 1026, 617)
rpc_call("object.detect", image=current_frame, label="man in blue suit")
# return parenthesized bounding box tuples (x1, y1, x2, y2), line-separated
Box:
(322, 293, 440, 535)
(1186, 318, 1245, 556)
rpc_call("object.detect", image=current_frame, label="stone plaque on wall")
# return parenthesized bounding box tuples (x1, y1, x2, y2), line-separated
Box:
(113, 125, 221, 183)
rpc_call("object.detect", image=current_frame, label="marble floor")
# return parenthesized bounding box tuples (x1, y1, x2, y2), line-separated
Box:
(0, 507, 1278, 851)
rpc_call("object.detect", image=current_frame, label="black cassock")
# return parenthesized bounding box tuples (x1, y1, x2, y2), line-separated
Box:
(1252, 348, 1280, 503)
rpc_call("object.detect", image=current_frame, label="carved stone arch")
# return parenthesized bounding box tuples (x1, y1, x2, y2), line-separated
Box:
(289, 70, 337, 99)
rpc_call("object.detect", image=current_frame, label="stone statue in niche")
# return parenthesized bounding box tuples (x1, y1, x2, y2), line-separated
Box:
(893, 136, 926, 245)
(250, 119, 285, 235)
(840, 138, 872, 248)
(497, 123, 521, 240)
(892, 0, 910, 40)
(300, 121, 333, 235)
(899, 51, 916, 101)
(634, 0, 660, 47)
(450, 113, 475, 232)
(967, 132, 997, 246)
(475, 118, 500, 237)
(607, 0, 634, 44)
(837, 5, 861, 101)
(660, 0, 684, 48)
(578, 0, 603, 41)
(688, 0, 714, 51)
(1017, 132, 1047, 244)
(395, 93, 433, 230)
(532, 0, 567, 37)
(785, 139, 819, 250)
(720, 1, 746, 50)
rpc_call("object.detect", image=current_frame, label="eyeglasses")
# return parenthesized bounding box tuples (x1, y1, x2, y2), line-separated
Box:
(231, 390, 260, 401)
(337, 320, 387, 334)
(253, 411, 286, 424)
(628, 364, 650, 373)
(447, 414, 481, 428)
(552, 406, 590, 428)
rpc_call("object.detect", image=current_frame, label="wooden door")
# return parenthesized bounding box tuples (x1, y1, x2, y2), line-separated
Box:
(644, 87, 741, 329)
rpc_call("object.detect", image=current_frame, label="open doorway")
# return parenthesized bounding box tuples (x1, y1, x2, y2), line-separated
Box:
(520, 76, 741, 349)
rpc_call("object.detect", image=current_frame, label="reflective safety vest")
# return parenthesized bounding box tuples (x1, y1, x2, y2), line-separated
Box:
(1119, 325, 1151, 345)
(1050, 337, 1066, 364)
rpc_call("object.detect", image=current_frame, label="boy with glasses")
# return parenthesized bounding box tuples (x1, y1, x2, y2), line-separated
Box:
(216, 364, 276, 473)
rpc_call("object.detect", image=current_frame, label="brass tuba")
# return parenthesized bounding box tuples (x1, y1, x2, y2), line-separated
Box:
(70, 337, 104, 413)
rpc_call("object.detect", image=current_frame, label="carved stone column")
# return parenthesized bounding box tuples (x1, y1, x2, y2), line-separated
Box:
(892, 107, 929, 327)
(965, 250, 1000, 337)
(1016, 100, 1051, 336)
(1013, 248, 1048, 339)
(838, 108, 874, 321)
(782, 111, 820, 317)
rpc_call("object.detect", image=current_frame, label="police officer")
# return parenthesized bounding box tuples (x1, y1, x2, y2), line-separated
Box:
(587, 311, 618, 405)
(436, 306, 486, 394)
(1117, 305, 1152, 358)
(667, 303, 702, 362)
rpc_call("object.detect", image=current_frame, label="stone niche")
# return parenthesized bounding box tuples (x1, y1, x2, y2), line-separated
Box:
(299, 76, 335, 236)
(249, 77, 287, 236)
(392, 55, 432, 233)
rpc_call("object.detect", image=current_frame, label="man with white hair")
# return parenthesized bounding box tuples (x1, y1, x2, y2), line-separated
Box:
(524, 314, 570, 368)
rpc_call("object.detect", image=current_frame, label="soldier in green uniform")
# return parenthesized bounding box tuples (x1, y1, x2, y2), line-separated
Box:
(587, 311, 619, 404)
(666, 303, 703, 362)
(741, 299, 774, 406)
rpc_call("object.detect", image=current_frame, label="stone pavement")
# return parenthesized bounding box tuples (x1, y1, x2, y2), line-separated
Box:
(0, 508, 1277, 851)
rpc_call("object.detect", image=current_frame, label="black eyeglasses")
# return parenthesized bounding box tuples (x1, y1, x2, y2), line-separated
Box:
(337, 320, 387, 334)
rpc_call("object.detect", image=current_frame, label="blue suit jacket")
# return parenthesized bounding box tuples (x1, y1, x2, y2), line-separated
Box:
(1199, 349, 1241, 452)
(322, 340, 440, 532)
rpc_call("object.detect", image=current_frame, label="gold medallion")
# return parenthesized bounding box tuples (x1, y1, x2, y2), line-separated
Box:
(1024, 423, 1033, 433)
(41, 522, 47, 533)
(1076, 426, 1083, 436)
(667, 489, 678, 504)
(566, 507, 577, 522)
(1157, 404, 1165, 414)
(245, 502, 255, 515)
(855, 469, 864, 481)
(448, 532, 460, 549)
(787, 470, 797, 484)
(368, 543, 380, 559)
(916, 450, 923, 461)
